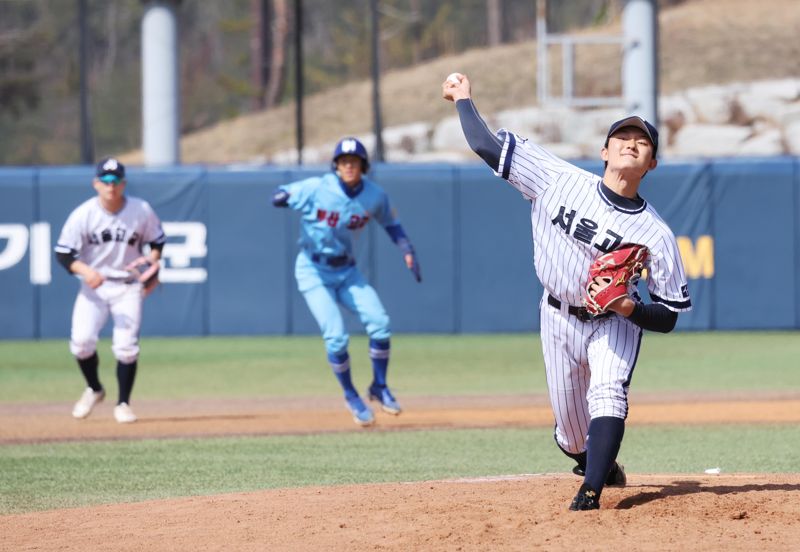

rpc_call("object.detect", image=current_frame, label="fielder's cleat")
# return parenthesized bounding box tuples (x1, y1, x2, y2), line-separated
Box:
(72, 387, 106, 419)
(367, 384, 402, 415)
(113, 402, 138, 424)
(569, 483, 600, 511)
(345, 396, 375, 427)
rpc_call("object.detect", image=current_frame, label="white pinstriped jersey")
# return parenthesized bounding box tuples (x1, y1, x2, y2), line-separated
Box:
(55, 197, 166, 280)
(495, 130, 692, 312)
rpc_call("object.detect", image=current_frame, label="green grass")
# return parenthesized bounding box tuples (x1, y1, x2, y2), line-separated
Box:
(1, 332, 799, 515)
(0, 334, 542, 401)
(1, 424, 798, 514)
(1, 332, 800, 402)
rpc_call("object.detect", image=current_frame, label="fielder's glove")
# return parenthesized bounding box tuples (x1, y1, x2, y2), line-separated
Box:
(582, 243, 648, 315)
(125, 256, 160, 297)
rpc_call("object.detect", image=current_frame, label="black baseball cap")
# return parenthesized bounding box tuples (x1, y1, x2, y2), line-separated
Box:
(95, 157, 126, 183)
(605, 116, 659, 158)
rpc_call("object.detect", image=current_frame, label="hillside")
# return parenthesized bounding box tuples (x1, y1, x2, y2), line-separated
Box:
(120, 0, 800, 165)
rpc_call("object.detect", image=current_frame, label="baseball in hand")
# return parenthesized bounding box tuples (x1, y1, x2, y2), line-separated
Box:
(446, 73, 462, 84)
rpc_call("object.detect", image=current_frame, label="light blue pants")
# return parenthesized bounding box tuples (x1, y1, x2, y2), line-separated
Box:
(295, 253, 390, 355)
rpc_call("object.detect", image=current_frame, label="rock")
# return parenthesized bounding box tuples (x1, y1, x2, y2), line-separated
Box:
(737, 128, 784, 156)
(670, 124, 751, 157)
(431, 115, 471, 152)
(684, 85, 740, 125)
(785, 120, 800, 155)
(382, 123, 432, 154)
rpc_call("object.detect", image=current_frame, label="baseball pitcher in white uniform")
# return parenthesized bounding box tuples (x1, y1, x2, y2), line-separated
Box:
(443, 74, 692, 510)
(54, 158, 166, 424)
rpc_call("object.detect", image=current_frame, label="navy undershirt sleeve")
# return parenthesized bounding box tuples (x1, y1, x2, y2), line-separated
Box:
(455, 99, 502, 169)
(628, 302, 678, 333)
(56, 251, 76, 273)
(384, 224, 407, 244)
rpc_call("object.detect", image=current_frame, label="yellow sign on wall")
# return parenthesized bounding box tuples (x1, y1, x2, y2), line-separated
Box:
(677, 235, 714, 279)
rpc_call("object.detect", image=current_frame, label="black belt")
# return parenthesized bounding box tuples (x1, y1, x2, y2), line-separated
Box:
(310, 253, 354, 268)
(105, 275, 137, 284)
(547, 294, 610, 322)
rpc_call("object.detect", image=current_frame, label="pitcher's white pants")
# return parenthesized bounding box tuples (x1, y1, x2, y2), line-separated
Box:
(70, 281, 144, 364)
(539, 293, 643, 455)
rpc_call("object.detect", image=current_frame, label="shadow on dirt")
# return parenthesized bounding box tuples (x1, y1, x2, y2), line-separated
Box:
(615, 480, 800, 509)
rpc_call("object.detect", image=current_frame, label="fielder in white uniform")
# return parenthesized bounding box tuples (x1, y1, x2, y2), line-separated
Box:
(443, 74, 692, 510)
(54, 158, 165, 424)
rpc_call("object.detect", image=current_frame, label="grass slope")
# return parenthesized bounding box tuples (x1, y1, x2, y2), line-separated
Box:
(117, 0, 800, 164)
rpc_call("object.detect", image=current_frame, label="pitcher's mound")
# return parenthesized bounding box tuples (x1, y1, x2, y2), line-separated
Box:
(4, 473, 799, 551)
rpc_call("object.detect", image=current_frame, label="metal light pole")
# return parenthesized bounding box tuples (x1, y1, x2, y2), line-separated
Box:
(623, 0, 659, 125)
(294, 0, 304, 165)
(78, 0, 94, 163)
(141, 0, 181, 166)
(370, 0, 384, 162)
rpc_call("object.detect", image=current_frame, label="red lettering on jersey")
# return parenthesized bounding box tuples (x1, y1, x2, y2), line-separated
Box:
(316, 209, 328, 221)
(327, 212, 340, 227)
(346, 214, 370, 229)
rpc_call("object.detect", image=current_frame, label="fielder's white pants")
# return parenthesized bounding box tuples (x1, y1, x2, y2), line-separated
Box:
(70, 280, 144, 364)
(539, 293, 643, 455)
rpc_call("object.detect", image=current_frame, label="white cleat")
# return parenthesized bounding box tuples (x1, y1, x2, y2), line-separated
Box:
(113, 402, 138, 424)
(72, 387, 105, 419)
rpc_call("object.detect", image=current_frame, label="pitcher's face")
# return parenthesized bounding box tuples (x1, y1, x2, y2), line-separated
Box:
(601, 128, 657, 174)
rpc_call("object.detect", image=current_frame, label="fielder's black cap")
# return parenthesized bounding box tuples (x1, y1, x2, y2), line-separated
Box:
(605, 116, 659, 158)
(95, 157, 126, 183)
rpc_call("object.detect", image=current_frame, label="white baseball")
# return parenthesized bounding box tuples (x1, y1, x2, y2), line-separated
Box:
(446, 73, 462, 84)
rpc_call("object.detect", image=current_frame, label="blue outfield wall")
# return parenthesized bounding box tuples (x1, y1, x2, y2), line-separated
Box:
(0, 157, 798, 339)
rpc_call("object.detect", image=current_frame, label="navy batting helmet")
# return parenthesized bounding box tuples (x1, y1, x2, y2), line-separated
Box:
(331, 137, 369, 172)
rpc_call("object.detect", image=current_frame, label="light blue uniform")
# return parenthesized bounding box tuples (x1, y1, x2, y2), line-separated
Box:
(275, 136, 420, 425)
(275, 167, 419, 425)
(279, 172, 399, 355)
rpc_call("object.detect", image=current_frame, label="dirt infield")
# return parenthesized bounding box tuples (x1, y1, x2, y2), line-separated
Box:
(4, 473, 799, 551)
(4, 391, 800, 444)
(2, 392, 800, 551)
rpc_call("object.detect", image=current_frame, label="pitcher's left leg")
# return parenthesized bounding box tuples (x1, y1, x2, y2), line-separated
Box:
(580, 318, 642, 500)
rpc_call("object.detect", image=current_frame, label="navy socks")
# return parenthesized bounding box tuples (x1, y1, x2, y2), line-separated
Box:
(116, 360, 137, 405)
(584, 416, 625, 495)
(77, 352, 102, 391)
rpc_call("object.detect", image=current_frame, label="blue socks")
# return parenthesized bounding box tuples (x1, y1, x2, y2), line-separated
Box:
(328, 351, 358, 399)
(368, 339, 390, 388)
(329, 341, 391, 398)
(584, 416, 625, 495)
